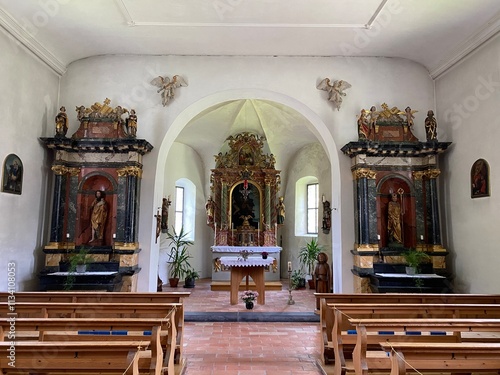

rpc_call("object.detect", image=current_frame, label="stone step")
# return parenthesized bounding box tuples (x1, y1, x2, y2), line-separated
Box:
(210, 281, 282, 291)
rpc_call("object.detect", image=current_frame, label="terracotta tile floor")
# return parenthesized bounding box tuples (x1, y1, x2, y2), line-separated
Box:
(163, 278, 324, 374)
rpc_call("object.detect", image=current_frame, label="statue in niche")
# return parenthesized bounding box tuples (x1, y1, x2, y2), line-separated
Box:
(387, 193, 403, 245)
(317, 78, 352, 110)
(425, 110, 438, 141)
(55, 106, 69, 137)
(89, 190, 108, 244)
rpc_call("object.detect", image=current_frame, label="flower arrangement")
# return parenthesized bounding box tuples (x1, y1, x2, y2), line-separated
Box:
(239, 249, 250, 260)
(261, 251, 268, 259)
(240, 290, 259, 303)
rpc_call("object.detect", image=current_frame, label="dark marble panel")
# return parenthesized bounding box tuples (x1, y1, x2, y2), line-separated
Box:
(50, 174, 66, 243)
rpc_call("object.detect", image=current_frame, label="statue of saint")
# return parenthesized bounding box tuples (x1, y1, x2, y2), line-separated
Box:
(55, 106, 68, 137)
(161, 196, 171, 233)
(206, 196, 215, 225)
(425, 109, 437, 141)
(90, 190, 108, 244)
(387, 193, 403, 245)
(127, 109, 138, 137)
(277, 196, 285, 225)
(314, 252, 332, 309)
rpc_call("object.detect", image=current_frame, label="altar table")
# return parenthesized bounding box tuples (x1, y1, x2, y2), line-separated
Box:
(220, 256, 275, 305)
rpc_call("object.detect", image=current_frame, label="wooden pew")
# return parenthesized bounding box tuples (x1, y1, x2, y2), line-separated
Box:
(0, 338, 163, 375)
(325, 303, 500, 373)
(0, 301, 184, 367)
(0, 316, 177, 374)
(380, 342, 500, 374)
(349, 318, 500, 375)
(316, 294, 500, 364)
(0, 291, 189, 364)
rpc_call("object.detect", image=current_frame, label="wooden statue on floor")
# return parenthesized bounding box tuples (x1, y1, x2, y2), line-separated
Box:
(314, 252, 331, 310)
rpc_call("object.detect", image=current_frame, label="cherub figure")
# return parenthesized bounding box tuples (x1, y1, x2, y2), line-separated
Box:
(150, 75, 188, 106)
(400, 106, 418, 128)
(316, 78, 352, 110)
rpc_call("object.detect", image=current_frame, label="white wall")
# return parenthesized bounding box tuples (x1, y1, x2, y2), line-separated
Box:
(436, 34, 500, 293)
(0, 29, 60, 290)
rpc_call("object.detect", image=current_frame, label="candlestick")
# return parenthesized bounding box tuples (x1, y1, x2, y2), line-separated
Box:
(214, 223, 217, 246)
(113, 233, 116, 239)
(420, 235, 424, 240)
(275, 223, 278, 242)
(66, 233, 70, 239)
(288, 261, 292, 272)
(377, 234, 380, 240)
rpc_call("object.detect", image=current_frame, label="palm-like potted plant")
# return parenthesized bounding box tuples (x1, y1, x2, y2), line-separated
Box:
(299, 238, 323, 289)
(166, 226, 193, 287)
(402, 248, 431, 275)
(183, 268, 199, 288)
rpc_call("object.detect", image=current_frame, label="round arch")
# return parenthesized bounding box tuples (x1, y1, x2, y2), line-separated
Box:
(152, 89, 344, 292)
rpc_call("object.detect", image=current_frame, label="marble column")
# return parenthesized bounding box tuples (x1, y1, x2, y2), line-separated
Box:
(49, 166, 67, 243)
(118, 166, 141, 245)
(413, 171, 426, 243)
(426, 169, 442, 246)
(353, 168, 377, 248)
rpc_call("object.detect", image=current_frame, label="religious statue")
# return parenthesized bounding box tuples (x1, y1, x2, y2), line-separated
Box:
(401, 106, 418, 128)
(322, 199, 332, 234)
(276, 196, 285, 225)
(150, 75, 188, 106)
(240, 214, 253, 227)
(357, 109, 370, 139)
(387, 193, 403, 245)
(124, 109, 136, 137)
(161, 196, 171, 233)
(55, 106, 69, 137)
(154, 208, 161, 243)
(316, 78, 352, 110)
(314, 252, 331, 309)
(425, 109, 437, 141)
(90, 190, 108, 244)
(3, 157, 22, 194)
(206, 196, 215, 225)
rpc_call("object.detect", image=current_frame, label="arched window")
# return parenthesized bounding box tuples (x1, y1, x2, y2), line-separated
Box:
(295, 176, 319, 236)
(174, 178, 196, 240)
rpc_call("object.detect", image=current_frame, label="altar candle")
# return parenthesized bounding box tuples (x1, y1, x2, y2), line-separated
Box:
(275, 223, 278, 241)
(214, 223, 217, 246)
(288, 261, 292, 271)
(66, 233, 70, 239)
(420, 235, 424, 240)
(257, 223, 260, 245)
(113, 233, 116, 239)
(322, 194, 325, 203)
(377, 234, 380, 240)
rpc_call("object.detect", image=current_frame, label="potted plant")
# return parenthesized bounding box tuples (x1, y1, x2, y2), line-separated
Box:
(290, 269, 306, 290)
(166, 226, 193, 287)
(240, 290, 258, 309)
(402, 248, 431, 275)
(299, 238, 323, 289)
(183, 268, 199, 288)
(63, 247, 93, 290)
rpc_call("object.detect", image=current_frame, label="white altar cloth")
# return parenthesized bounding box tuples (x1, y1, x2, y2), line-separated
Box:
(212, 246, 281, 253)
(220, 256, 275, 267)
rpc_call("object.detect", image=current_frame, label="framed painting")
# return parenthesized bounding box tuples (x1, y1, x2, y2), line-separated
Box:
(2, 154, 23, 195)
(471, 158, 489, 198)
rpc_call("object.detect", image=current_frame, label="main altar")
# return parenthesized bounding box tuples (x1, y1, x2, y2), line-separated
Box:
(208, 132, 283, 289)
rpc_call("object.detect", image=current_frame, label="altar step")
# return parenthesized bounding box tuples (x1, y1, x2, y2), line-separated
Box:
(210, 281, 283, 291)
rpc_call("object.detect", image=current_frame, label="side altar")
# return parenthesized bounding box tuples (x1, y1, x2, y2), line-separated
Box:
(207, 133, 283, 290)
(39, 99, 152, 291)
(342, 104, 452, 293)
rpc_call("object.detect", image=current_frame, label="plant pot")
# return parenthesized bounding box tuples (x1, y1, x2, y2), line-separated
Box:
(405, 266, 417, 275)
(184, 277, 196, 288)
(245, 301, 254, 310)
(308, 279, 315, 289)
(76, 264, 87, 273)
(169, 277, 180, 287)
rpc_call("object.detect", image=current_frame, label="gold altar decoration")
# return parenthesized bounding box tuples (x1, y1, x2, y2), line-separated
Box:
(209, 132, 281, 247)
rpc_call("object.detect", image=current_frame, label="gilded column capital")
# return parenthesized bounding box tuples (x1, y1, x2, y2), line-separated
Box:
(51, 165, 80, 176)
(353, 168, 377, 180)
(425, 169, 441, 179)
(117, 166, 142, 177)
(412, 171, 426, 181)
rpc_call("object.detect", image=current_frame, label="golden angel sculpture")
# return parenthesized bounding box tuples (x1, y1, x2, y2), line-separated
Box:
(150, 75, 188, 106)
(317, 78, 352, 110)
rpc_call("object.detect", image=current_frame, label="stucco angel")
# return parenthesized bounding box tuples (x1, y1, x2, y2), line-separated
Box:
(150, 75, 188, 106)
(317, 78, 352, 110)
